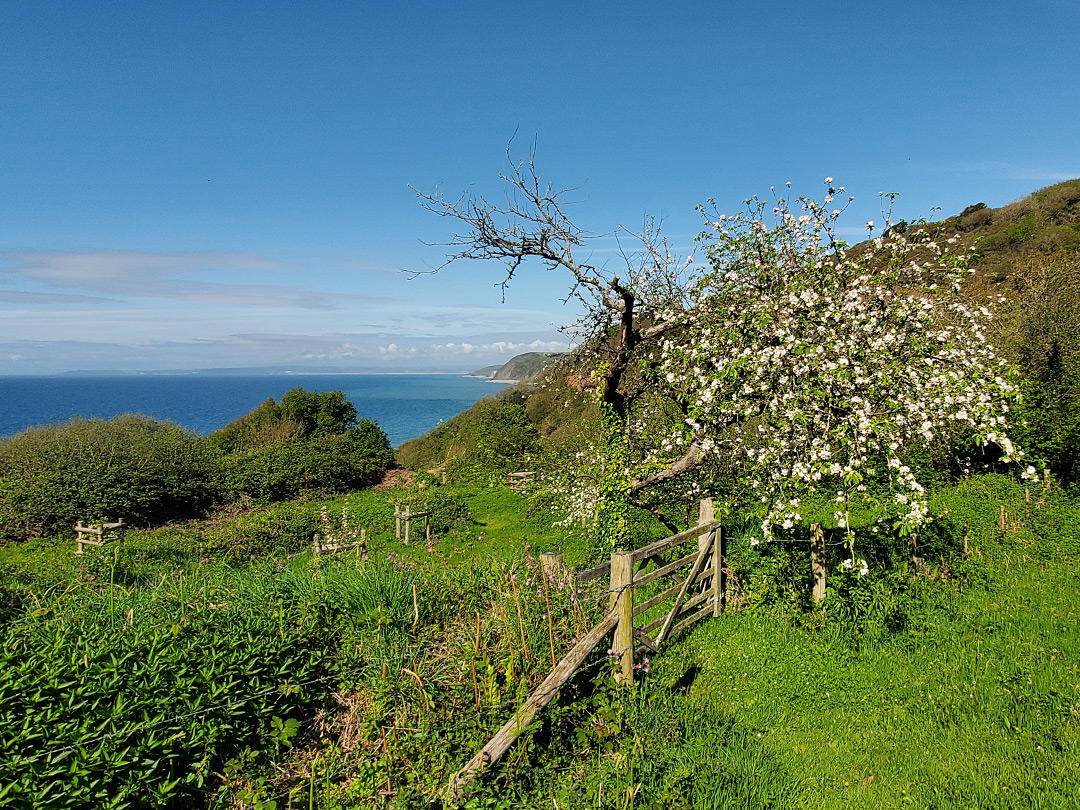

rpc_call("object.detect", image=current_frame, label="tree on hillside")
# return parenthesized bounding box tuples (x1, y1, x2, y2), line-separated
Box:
(211, 388, 358, 454)
(416, 152, 1025, 553)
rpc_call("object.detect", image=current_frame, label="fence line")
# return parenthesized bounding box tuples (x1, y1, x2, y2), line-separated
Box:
(261, 654, 618, 808)
(447, 498, 727, 798)
(74, 518, 125, 555)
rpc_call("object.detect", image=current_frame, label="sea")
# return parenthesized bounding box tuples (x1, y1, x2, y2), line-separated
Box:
(0, 373, 502, 447)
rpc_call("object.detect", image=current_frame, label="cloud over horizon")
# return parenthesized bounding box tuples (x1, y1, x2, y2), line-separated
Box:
(0, 249, 393, 310)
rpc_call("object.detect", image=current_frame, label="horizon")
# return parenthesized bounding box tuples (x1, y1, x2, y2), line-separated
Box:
(2, 1, 1078, 374)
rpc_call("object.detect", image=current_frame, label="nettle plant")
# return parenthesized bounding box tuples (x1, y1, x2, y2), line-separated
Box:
(652, 181, 1026, 549)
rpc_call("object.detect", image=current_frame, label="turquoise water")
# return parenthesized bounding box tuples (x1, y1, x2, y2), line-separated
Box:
(0, 373, 498, 446)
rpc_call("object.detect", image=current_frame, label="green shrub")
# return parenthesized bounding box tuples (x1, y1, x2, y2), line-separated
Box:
(0, 416, 219, 542)
(217, 424, 391, 503)
(210, 388, 359, 454)
(196, 501, 321, 562)
(398, 399, 540, 481)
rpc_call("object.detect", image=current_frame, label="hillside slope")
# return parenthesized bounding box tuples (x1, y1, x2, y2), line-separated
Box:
(403, 179, 1080, 478)
(467, 351, 564, 382)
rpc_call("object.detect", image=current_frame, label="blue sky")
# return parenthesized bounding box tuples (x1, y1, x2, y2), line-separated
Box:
(1, 0, 1078, 374)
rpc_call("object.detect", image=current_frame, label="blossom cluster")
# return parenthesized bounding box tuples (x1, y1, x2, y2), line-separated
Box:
(645, 182, 1023, 539)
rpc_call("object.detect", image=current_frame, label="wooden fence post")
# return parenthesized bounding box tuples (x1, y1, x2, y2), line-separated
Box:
(811, 523, 826, 604)
(610, 550, 634, 683)
(404, 504, 412, 545)
(712, 527, 724, 616)
(962, 522, 970, 556)
(697, 499, 723, 615)
(908, 532, 919, 572)
(540, 552, 564, 575)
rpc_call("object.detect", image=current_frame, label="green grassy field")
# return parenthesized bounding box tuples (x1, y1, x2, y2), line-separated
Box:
(1, 475, 1077, 808)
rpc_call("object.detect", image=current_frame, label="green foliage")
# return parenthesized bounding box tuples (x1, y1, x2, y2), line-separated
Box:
(0, 415, 219, 542)
(940, 178, 1080, 280)
(398, 399, 541, 483)
(217, 429, 391, 503)
(196, 500, 321, 562)
(279, 388, 357, 437)
(994, 251, 1080, 487)
(0, 390, 392, 544)
(594, 399, 631, 551)
(2, 471, 1079, 807)
(210, 388, 359, 454)
(0, 574, 330, 808)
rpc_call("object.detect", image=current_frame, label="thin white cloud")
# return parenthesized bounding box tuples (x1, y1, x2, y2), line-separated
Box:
(0, 329, 569, 374)
(430, 339, 567, 355)
(0, 249, 394, 310)
(0, 289, 117, 304)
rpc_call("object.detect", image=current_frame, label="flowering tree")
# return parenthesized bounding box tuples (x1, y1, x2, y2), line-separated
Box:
(656, 184, 1025, 547)
(418, 157, 1024, 553)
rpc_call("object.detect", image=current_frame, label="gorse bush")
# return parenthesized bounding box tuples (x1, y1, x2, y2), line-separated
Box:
(0, 415, 218, 542)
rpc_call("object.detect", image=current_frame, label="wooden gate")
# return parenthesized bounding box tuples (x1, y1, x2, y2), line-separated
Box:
(447, 500, 725, 798)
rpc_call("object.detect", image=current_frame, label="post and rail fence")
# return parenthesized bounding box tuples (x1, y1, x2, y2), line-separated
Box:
(447, 499, 725, 799)
(74, 519, 125, 555)
(394, 502, 430, 546)
(313, 528, 367, 558)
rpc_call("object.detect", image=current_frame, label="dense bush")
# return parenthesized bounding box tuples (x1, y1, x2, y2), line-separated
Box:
(218, 423, 392, 503)
(194, 500, 321, 562)
(995, 250, 1080, 487)
(398, 399, 541, 482)
(0, 389, 395, 543)
(211, 388, 392, 503)
(0, 416, 219, 542)
(210, 388, 359, 454)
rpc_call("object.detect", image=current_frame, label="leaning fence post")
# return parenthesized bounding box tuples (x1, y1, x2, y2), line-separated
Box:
(811, 523, 826, 604)
(610, 550, 634, 683)
(712, 527, 724, 616)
